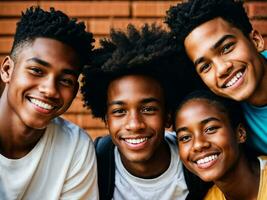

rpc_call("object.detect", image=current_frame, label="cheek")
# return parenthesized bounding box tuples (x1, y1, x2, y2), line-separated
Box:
(178, 143, 190, 162)
(107, 117, 121, 133)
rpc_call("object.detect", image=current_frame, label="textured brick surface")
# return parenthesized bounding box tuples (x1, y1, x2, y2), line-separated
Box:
(0, 0, 266, 140)
(247, 2, 267, 18)
(251, 20, 267, 35)
(132, 1, 180, 17)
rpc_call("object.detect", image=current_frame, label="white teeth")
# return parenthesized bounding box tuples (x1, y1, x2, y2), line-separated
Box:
(225, 71, 243, 88)
(125, 137, 148, 144)
(30, 98, 54, 110)
(196, 154, 218, 165)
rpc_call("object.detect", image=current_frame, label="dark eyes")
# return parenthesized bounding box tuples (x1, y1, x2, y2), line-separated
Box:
(60, 78, 76, 87)
(110, 106, 159, 117)
(221, 42, 235, 54)
(111, 109, 126, 116)
(29, 67, 43, 75)
(141, 106, 158, 114)
(28, 67, 76, 88)
(205, 126, 219, 134)
(199, 63, 211, 73)
(178, 134, 191, 143)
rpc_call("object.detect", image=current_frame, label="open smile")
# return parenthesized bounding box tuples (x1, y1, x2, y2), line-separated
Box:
(124, 137, 148, 144)
(222, 69, 245, 88)
(194, 153, 220, 169)
(28, 97, 55, 111)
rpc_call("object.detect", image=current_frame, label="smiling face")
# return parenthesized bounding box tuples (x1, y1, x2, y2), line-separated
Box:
(184, 17, 267, 104)
(174, 98, 245, 182)
(1, 38, 80, 129)
(106, 74, 168, 167)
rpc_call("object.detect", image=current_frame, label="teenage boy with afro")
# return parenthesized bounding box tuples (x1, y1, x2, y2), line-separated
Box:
(165, 0, 267, 154)
(82, 23, 211, 200)
(0, 7, 98, 199)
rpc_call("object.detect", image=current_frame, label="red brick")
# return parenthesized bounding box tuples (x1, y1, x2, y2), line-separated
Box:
(132, 1, 181, 17)
(0, 19, 18, 35)
(62, 113, 106, 129)
(251, 20, 267, 35)
(0, 37, 13, 54)
(67, 97, 89, 114)
(87, 18, 165, 35)
(0, 2, 38, 17)
(40, 1, 130, 17)
(246, 2, 267, 18)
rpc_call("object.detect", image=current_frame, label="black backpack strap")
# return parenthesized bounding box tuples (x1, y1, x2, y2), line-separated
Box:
(183, 164, 213, 200)
(94, 135, 115, 200)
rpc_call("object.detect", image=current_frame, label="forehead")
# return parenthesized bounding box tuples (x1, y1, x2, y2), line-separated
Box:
(107, 74, 164, 102)
(184, 18, 242, 55)
(15, 37, 81, 71)
(177, 99, 227, 122)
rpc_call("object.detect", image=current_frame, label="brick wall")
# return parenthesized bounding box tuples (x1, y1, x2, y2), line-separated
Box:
(0, 0, 267, 139)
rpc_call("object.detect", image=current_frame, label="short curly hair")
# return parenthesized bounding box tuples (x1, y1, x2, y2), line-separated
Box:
(165, 0, 252, 44)
(11, 6, 94, 67)
(81, 24, 201, 120)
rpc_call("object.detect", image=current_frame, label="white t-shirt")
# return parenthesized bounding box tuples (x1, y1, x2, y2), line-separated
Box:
(0, 117, 99, 200)
(113, 132, 188, 200)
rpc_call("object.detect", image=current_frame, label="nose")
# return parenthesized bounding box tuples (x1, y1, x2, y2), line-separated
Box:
(125, 111, 145, 131)
(38, 77, 59, 98)
(192, 135, 210, 152)
(214, 58, 233, 78)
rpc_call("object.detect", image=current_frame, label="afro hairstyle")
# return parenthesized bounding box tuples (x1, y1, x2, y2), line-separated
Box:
(81, 23, 203, 121)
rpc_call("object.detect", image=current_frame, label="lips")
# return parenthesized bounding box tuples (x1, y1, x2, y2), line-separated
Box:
(222, 69, 245, 88)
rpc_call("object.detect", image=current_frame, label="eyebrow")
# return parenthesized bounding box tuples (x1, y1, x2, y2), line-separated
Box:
(108, 97, 161, 107)
(26, 57, 79, 77)
(175, 117, 221, 133)
(26, 57, 50, 67)
(193, 34, 235, 66)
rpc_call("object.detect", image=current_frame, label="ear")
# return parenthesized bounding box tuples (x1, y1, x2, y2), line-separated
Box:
(236, 123, 247, 144)
(1, 56, 15, 84)
(250, 30, 265, 52)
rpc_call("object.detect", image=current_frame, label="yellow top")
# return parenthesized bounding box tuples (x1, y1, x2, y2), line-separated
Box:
(204, 156, 267, 200)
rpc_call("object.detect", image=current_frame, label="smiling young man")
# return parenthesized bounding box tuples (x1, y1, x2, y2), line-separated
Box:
(166, 0, 267, 154)
(0, 7, 98, 199)
(82, 24, 211, 200)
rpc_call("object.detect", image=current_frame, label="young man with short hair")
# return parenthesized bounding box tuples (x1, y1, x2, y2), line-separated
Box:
(0, 7, 98, 199)
(82, 24, 211, 200)
(166, 0, 267, 154)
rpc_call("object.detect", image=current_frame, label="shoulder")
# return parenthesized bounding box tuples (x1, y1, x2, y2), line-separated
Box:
(48, 117, 95, 160)
(258, 156, 267, 169)
(50, 117, 93, 143)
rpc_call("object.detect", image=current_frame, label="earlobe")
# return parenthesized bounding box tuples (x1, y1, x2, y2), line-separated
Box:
(250, 30, 265, 52)
(236, 123, 247, 144)
(1, 56, 14, 83)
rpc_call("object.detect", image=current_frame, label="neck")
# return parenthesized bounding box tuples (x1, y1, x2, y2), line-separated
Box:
(215, 153, 260, 200)
(121, 140, 171, 178)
